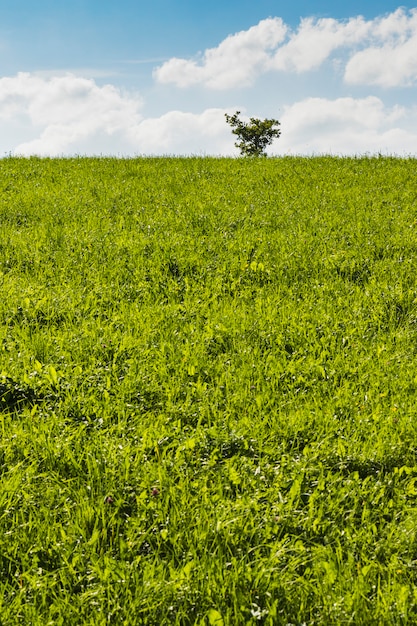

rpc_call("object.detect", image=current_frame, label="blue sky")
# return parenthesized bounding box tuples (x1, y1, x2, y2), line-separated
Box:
(0, 1, 416, 155)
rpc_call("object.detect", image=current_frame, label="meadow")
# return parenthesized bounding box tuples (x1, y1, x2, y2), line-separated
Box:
(1, 155, 417, 624)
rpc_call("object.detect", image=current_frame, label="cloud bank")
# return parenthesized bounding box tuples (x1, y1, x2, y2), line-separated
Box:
(0, 72, 231, 156)
(0, 72, 416, 157)
(279, 96, 417, 155)
(0, 72, 143, 155)
(154, 18, 288, 89)
(155, 8, 417, 89)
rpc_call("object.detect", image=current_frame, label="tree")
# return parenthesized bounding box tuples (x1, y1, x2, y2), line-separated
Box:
(225, 111, 281, 157)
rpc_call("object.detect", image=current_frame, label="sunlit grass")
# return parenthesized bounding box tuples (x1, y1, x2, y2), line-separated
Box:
(1, 155, 417, 624)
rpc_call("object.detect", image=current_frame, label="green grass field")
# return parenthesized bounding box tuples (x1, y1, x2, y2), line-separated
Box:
(1, 155, 417, 624)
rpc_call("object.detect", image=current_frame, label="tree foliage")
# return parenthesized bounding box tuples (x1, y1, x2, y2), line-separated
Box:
(225, 111, 281, 157)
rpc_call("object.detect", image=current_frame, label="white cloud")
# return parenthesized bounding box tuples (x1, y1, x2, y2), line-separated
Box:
(345, 41, 417, 87)
(344, 9, 417, 86)
(187, 98, 417, 156)
(155, 8, 417, 89)
(277, 96, 417, 155)
(0, 72, 234, 155)
(270, 16, 370, 73)
(0, 72, 416, 157)
(154, 18, 287, 89)
(0, 72, 143, 155)
(371, 7, 417, 39)
(131, 99, 417, 157)
(131, 108, 232, 154)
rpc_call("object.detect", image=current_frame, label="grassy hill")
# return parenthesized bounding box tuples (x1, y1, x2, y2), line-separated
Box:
(1, 155, 417, 624)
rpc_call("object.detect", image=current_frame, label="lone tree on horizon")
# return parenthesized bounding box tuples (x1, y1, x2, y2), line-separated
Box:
(225, 111, 281, 157)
